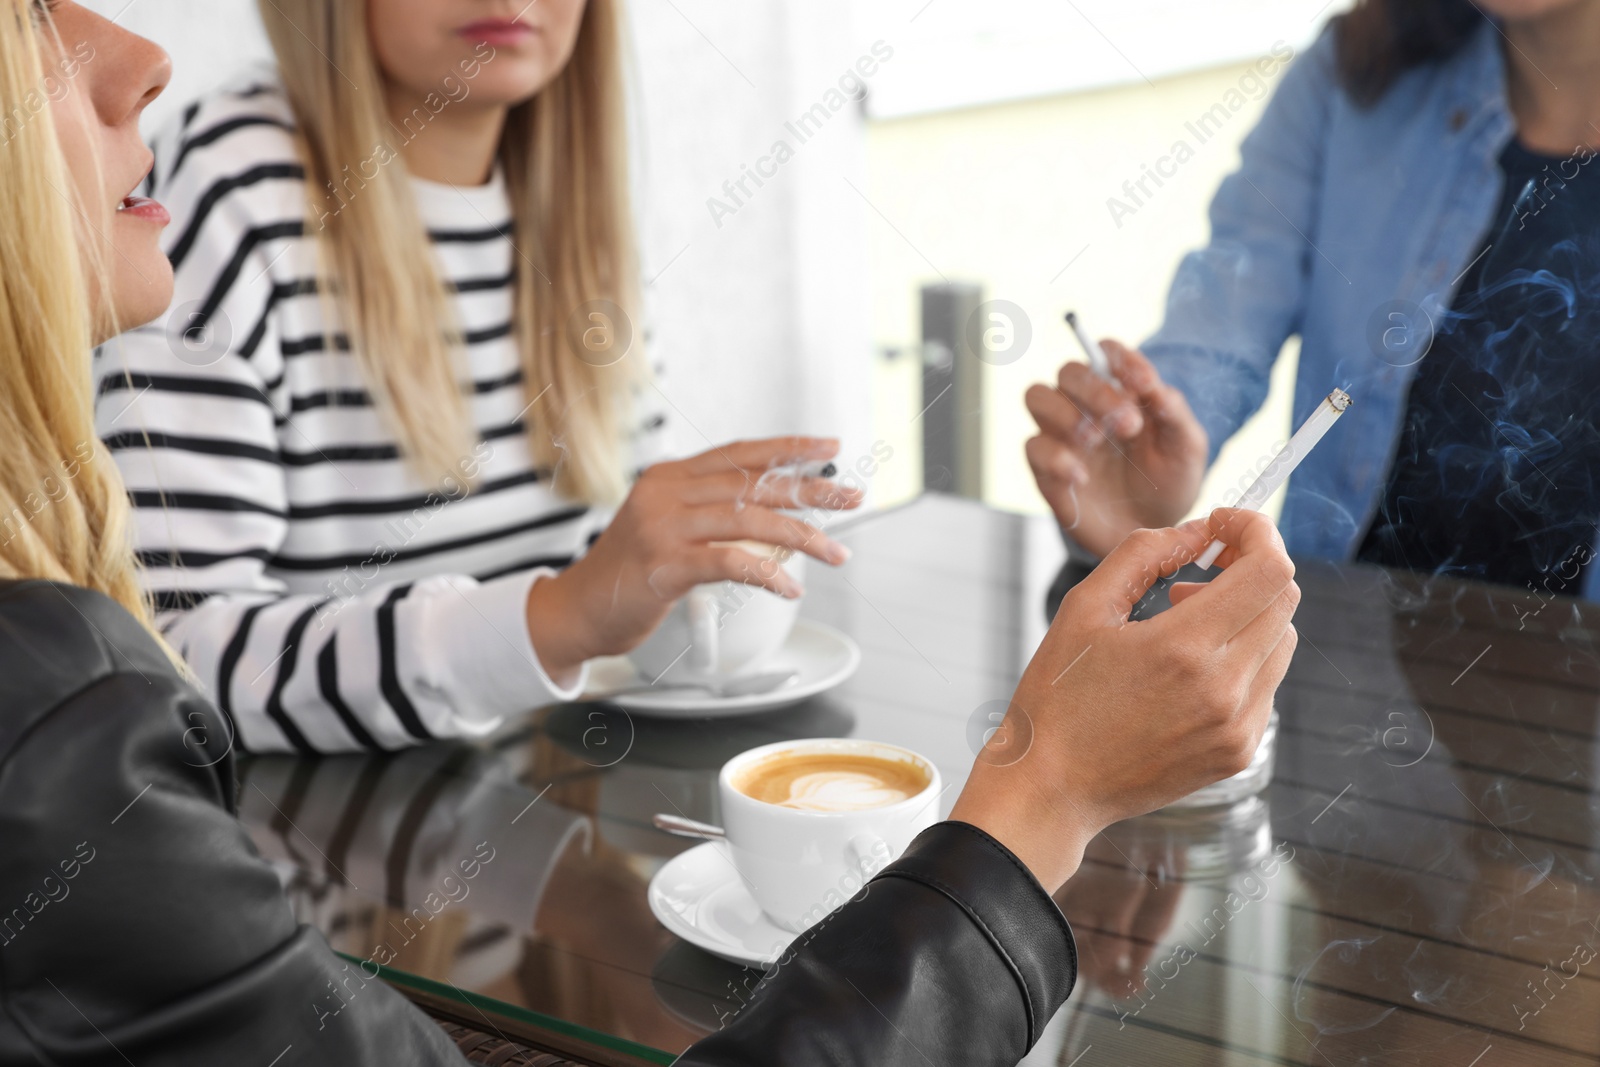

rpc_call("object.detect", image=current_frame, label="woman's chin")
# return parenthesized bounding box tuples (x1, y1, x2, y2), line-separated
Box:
(98, 263, 175, 345)
(472, 65, 562, 109)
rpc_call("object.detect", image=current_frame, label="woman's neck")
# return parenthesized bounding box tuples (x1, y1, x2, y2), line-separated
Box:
(1503, 2, 1600, 154)
(382, 81, 508, 186)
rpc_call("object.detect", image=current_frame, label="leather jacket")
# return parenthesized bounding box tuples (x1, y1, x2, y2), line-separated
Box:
(0, 580, 1076, 1065)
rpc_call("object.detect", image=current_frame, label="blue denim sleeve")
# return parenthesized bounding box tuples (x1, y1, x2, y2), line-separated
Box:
(1145, 28, 1340, 465)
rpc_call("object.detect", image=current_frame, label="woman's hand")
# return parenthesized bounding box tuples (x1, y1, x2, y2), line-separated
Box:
(525, 436, 862, 680)
(950, 508, 1298, 892)
(1025, 341, 1209, 558)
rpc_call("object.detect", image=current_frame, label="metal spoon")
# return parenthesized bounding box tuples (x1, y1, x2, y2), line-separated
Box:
(600, 669, 799, 701)
(653, 813, 726, 840)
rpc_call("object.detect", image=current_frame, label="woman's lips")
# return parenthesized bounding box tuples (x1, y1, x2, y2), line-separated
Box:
(117, 196, 170, 226)
(456, 18, 535, 46)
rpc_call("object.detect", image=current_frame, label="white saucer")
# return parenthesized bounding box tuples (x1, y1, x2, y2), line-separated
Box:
(583, 619, 860, 719)
(648, 840, 796, 968)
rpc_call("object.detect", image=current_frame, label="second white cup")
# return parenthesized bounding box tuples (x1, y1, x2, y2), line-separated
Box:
(628, 541, 804, 683)
(717, 737, 941, 933)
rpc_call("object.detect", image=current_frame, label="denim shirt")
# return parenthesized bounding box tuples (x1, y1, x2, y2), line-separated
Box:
(1138, 23, 1588, 593)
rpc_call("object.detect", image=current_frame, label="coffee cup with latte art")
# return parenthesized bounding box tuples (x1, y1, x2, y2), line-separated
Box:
(717, 738, 941, 933)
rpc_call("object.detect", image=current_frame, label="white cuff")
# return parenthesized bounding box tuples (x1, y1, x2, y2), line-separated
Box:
(410, 569, 590, 730)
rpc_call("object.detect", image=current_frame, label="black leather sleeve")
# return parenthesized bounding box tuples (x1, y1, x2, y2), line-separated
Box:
(0, 582, 468, 1067)
(678, 821, 1077, 1067)
(0, 581, 1078, 1066)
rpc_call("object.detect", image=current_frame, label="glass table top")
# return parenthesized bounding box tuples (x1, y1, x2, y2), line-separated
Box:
(236, 494, 1600, 1065)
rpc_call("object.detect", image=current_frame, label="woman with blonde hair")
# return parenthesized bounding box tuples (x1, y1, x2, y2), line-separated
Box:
(4, 2, 1299, 1059)
(1, 1, 478, 1057)
(94, 0, 860, 753)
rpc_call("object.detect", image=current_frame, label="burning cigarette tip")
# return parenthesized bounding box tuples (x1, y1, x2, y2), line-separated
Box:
(1064, 311, 1114, 381)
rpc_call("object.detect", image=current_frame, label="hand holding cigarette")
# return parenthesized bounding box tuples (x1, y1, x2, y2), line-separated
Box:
(1025, 339, 1210, 559)
(952, 508, 1298, 893)
(525, 437, 861, 679)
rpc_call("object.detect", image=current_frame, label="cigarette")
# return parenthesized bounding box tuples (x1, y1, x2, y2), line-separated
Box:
(797, 461, 837, 479)
(1194, 389, 1352, 570)
(1064, 311, 1114, 381)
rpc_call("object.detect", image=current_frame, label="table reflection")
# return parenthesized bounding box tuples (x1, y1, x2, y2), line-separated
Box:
(234, 694, 874, 1051)
(235, 497, 1600, 1064)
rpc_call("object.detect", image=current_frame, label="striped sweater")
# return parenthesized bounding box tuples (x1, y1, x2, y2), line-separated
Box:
(94, 77, 667, 754)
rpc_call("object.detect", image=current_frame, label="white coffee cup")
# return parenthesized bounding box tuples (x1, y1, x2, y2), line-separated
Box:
(628, 542, 804, 683)
(717, 738, 941, 933)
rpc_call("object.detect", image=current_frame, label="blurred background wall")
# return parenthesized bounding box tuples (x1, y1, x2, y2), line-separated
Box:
(85, 0, 1349, 518)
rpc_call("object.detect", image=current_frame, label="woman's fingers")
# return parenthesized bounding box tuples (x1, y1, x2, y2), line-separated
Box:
(675, 436, 839, 478)
(1026, 434, 1089, 522)
(1143, 559, 1298, 671)
(1167, 580, 1203, 606)
(1077, 519, 1216, 624)
(673, 544, 805, 599)
(1225, 578, 1300, 673)
(1260, 624, 1299, 697)
(677, 503, 850, 566)
(1025, 383, 1088, 443)
(1073, 509, 1296, 643)
(1152, 381, 1203, 439)
(1103, 341, 1166, 407)
(674, 468, 864, 510)
(1172, 509, 1295, 641)
(1238, 624, 1298, 732)
(1057, 361, 1144, 442)
(1106, 341, 1180, 431)
(1104, 341, 1209, 455)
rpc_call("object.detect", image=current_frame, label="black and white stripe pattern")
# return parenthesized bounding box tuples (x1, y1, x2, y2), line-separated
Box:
(95, 76, 668, 754)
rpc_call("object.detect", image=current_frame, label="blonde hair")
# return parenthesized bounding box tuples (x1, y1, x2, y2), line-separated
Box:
(0, 1, 154, 628)
(257, 0, 640, 503)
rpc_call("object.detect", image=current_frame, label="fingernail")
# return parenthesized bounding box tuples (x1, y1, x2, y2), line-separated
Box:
(828, 542, 852, 564)
(1106, 407, 1139, 438)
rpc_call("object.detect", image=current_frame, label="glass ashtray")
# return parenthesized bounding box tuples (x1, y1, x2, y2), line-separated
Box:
(1164, 708, 1279, 810)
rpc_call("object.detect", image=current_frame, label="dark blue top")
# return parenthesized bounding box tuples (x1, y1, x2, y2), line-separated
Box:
(1357, 139, 1600, 590)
